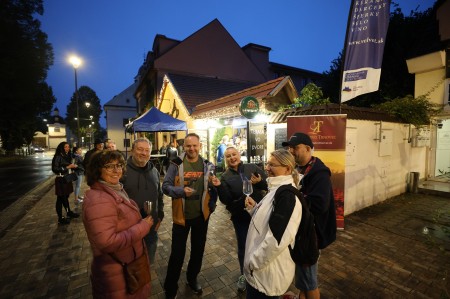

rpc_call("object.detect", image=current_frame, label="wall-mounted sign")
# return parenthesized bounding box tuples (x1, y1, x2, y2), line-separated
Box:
(239, 96, 259, 119)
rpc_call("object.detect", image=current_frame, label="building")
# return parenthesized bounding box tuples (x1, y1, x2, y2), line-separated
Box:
(104, 82, 138, 151)
(47, 108, 67, 149)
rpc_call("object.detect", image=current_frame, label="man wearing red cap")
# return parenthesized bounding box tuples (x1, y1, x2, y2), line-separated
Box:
(282, 132, 337, 299)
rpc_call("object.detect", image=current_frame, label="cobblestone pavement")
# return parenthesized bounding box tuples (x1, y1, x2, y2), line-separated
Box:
(0, 178, 449, 299)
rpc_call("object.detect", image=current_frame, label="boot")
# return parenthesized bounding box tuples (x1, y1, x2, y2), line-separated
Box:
(67, 210, 80, 218)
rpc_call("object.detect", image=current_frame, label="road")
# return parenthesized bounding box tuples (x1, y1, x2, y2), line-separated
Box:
(0, 152, 53, 211)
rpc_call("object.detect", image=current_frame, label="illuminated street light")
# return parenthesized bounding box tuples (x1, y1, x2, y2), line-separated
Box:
(69, 55, 82, 146)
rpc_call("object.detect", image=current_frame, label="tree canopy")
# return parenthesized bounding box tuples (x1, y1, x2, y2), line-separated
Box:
(66, 86, 103, 143)
(0, 0, 55, 151)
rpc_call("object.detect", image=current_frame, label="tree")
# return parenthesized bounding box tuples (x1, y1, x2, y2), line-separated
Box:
(66, 86, 103, 142)
(0, 0, 55, 151)
(321, 2, 442, 106)
(279, 83, 330, 111)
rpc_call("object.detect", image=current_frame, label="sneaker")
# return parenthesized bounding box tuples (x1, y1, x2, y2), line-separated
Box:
(58, 217, 70, 225)
(67, 211, 80, 218)
(77, 198, 83, 204)
(237, 274, 246, 292)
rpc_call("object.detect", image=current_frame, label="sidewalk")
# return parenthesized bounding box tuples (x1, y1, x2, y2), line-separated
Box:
(0, 179, 449, 298)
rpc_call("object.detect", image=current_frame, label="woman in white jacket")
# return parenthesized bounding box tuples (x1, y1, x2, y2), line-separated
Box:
(244, 149, 302, 298)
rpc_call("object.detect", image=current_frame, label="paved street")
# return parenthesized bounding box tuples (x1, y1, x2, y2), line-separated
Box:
(0, 178, 449, 298)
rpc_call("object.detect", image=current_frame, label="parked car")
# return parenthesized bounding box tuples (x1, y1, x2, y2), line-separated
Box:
(33, 145, 45, 153)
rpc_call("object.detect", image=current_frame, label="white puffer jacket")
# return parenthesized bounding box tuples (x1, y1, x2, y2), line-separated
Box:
(244, 175, 302, 296)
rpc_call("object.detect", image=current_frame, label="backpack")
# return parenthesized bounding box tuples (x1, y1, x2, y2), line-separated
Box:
(274, 184, 319, 266)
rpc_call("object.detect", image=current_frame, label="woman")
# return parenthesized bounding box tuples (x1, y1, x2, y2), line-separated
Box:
(82, 150, 154, 298)
(243, 149, 302, 298)
(72, 146, 85, 205)
(211, 146, 267, 292)
(51, 142, 79, 224)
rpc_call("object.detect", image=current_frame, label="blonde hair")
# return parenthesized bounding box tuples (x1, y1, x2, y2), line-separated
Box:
(270, 149, 299, 187)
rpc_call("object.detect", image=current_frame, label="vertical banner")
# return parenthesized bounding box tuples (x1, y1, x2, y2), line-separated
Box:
(341, 0, 391, 102)
(248, 123, 266, 159)
(287, 115, 346, 229)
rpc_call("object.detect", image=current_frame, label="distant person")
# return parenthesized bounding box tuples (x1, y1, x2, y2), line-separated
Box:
(243, 149, 302, 298)
(51, 142, 80, 224)
(159, 140, 168, 155)
(82, 150, 153, 298)
(176, 139, 184, 155)
(164, 140, 178, 174)
(106, 140, 117, 150)
(216, 135, 229, 166)
(211, 146, 268, 292)
(162, 133, 217, 299)
(71, 146, 85, 205)
(121, 138, 164, 264)
(84, 139, 104, 168)
(282, 132, 337, 299)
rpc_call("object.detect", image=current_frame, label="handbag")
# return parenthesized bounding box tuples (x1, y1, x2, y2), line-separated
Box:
(109, 243, 151, 294)
(63, 172, 78, 183)
(55, 176, 74, 196)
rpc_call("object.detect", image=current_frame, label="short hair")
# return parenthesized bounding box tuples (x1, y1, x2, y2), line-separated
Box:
(85, 150, 126, 186)
(131, 137, 152, 150)
(270, 149, 299, 187)
(185, 132, 200, 141)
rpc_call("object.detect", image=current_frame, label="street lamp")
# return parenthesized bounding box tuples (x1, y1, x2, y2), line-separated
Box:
(69, 55, 82, 146)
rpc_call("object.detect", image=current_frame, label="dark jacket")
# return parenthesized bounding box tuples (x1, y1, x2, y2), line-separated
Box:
(121, 157, 164, 225)
(83, 148, 100, 169)
(300, 157, 336, 249)
(52, 153, 71, 175)
(72, 153, 85, 176)
(217, 162, 268, 221)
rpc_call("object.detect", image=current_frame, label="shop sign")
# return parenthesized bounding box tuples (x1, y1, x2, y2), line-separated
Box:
(239, 96, 259, 119)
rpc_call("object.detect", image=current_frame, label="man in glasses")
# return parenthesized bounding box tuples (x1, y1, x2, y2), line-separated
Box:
(120, 137, 164, 264)
(282, 132, 337, 299)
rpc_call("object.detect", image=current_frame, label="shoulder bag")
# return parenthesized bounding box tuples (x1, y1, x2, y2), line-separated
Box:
(109, 242, 151, 294)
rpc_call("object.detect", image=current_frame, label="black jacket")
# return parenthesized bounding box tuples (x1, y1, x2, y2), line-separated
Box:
(300, 157, 337, 249)
(217, 162, 268, 221)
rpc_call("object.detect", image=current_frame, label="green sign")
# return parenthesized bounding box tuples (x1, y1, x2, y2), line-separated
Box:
(239, 96, 259, 119)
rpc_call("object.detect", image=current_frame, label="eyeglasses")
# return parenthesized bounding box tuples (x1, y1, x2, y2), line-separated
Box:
(103, 163, 124, 171)
(266, 163, 283, 168)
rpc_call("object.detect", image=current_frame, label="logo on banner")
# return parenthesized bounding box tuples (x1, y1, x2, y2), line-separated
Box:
(239, 96, 259, 119)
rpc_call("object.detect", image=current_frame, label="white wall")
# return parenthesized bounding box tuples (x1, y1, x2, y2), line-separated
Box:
(105, 107, 136, 152)
(267, 120, 428, 216)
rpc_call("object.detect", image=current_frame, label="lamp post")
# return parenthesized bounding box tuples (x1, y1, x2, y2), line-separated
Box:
(69, 56, 82, 146)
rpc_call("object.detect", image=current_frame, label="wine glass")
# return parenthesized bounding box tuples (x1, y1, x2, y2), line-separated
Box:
(144, 201, 152, 216)
(243, 179, 253, 196)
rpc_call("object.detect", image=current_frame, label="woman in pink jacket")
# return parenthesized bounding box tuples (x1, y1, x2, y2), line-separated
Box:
(83, 150, 153, 298)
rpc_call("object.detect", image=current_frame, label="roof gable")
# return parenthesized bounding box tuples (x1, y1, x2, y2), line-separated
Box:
(104, 82, 138, 108)
(154, 19, 266, 82)
(160, 73, 257, 114)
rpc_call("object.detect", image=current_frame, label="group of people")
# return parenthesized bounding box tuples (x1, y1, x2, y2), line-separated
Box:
(52, 131, 336, 299)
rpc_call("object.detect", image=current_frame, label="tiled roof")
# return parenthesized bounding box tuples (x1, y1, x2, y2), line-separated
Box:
(166, 73, 257, 114)
(269, 103, 403, 124)
(191, 76, 293, 118)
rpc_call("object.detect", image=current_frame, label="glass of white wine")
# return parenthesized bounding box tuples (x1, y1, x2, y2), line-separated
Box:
(243, 179, 253, 211)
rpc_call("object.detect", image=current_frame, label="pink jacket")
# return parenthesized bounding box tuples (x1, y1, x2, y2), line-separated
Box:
(82, 182, 151, 298)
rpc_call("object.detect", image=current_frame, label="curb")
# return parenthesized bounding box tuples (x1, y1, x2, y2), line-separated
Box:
(0, 176, 55, 239)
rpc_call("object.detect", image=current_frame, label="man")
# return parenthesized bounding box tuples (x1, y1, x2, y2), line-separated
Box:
(83, 138, 104, 168)
(162, 133, 217, 299)
(106, 140, 117, 150)
(282, 132, 337, 299)
(216, 134, 229, 166)
(120, 138, 164, 264)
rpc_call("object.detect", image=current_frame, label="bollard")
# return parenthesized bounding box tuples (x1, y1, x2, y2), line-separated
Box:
(408, 171, 419, 193)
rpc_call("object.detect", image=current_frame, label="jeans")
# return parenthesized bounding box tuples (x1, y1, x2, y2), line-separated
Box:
(144, 229, 158, 264)
(73, 174, 83, 198)
(164, 216, 209, 296)
(231, 217, 250, 274)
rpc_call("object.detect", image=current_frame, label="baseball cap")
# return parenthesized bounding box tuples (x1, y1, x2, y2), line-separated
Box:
(282, 132, 314, 148)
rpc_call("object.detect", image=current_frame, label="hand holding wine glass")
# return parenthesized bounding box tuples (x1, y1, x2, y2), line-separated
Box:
(243, 179, 254, 211)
